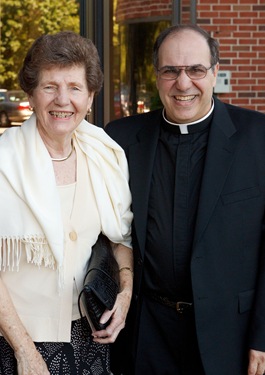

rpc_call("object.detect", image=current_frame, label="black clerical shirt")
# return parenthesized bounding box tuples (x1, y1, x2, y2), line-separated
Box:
(144, 113, 212, 301)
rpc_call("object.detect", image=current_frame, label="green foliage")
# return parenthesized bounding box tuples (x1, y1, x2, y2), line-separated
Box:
(0, 0, 80, 89)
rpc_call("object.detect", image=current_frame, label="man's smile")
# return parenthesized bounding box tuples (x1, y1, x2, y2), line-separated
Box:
(173, 95, 197, 102)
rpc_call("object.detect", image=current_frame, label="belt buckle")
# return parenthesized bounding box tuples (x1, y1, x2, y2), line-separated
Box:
(176, 301, 192, 314)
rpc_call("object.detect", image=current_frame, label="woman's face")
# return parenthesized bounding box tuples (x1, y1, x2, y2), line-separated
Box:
(29, 65, 94, 140)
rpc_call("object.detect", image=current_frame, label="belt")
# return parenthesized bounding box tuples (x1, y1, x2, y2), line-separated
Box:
(146, 293, 193, 314)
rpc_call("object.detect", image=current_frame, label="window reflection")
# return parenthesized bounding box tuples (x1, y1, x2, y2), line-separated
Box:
(112, 20, 170, 119)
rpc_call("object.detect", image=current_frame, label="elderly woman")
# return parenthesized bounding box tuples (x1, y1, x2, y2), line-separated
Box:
(0, 31, 133, 374)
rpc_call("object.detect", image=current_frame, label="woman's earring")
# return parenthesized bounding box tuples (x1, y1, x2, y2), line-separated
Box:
(85, 108, 92, 121)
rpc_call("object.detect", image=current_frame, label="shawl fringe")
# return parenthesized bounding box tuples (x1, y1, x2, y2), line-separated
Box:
(0, 236, 56, 271)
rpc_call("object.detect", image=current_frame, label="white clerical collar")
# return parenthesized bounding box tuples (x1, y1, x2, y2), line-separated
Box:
(162, 100, 215, 134)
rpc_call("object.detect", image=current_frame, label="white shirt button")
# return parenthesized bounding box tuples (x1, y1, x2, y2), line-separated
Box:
(69, 231, 77, 241)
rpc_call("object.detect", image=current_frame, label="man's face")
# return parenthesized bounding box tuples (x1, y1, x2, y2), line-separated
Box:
(156, 29, 219, 124)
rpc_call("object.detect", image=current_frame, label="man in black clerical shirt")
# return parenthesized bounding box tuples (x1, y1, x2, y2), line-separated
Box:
(106, 24, 265, 375)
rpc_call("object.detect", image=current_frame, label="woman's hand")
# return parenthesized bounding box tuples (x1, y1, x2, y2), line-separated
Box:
(92, 287, 131, 344)
(92, 242, 133, 344)
(15, 342, 50, 375)
(0, 277, 50, 374)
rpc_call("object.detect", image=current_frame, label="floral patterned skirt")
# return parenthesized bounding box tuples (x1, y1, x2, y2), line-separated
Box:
(0, 318, 111, 375)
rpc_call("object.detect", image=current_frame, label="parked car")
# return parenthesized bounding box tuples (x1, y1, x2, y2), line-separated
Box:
(0, 89, 32, 127)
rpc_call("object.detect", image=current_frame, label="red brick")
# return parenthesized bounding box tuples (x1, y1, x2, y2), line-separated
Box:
(233, 85, 256, 91)
(238, 92, 256, 98)
(213, 5, 232, 11)
(234, 6, 252, 11)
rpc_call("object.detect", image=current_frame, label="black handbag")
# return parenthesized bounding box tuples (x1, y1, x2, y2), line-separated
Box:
(78, 233, 119, 331)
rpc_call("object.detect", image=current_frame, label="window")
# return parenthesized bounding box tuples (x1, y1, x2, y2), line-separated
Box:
(111, 20, 170, 119)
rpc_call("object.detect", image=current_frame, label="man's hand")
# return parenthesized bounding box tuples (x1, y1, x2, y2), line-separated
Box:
(248, 349, 265, 375)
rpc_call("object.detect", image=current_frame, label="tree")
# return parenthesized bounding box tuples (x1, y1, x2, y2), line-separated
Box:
(0, 0, 80, 89)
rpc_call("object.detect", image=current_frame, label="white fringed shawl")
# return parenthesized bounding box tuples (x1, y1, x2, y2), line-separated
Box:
(0, 114, 132, 275)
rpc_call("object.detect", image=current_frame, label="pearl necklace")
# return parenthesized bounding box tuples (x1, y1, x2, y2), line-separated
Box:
(51, 140, 74, 162)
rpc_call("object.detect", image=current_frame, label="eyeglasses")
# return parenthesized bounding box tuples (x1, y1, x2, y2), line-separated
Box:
(157, 64, 213, 80)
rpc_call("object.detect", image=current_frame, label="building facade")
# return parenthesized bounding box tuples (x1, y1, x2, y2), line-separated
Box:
(81, 0, 265, 125)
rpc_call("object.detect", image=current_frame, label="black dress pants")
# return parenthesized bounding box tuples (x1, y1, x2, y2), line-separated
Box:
(134, 296, 205, 375)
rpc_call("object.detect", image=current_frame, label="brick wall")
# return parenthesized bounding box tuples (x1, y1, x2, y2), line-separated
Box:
(116, 0, 265, 113)
(197, 1, 265, 113)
